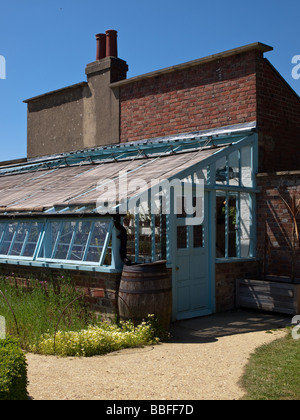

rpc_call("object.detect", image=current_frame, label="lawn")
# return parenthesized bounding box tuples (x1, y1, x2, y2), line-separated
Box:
(240, 329, 300, 400)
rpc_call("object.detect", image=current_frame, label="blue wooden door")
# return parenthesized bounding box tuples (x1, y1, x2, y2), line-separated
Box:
(173, 192, 212, 320)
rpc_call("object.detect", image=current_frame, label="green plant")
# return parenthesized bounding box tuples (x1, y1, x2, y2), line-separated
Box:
(32, 317, 161, 357)
(0, 336, 28, 400)
(0, 274, 94, 350)
(143, 314, 171, 342)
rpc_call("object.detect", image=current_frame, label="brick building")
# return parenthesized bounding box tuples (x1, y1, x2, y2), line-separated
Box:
(0, 31, 299, 319)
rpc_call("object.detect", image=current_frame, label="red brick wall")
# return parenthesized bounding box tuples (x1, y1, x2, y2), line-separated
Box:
(256, 60, 300, 172)
(120, 50, 300, 174)
(256, 173, 300, 278)
(215, 261, 259, 312)
(120, 50, 259, 143)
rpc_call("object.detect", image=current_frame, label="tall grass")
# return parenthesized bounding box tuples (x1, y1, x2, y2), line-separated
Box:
(0, 274, 95, 350)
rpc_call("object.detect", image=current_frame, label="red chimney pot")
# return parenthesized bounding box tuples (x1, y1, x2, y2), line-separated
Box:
(106, 30, 118, 58)
(96, 33, 106, 60)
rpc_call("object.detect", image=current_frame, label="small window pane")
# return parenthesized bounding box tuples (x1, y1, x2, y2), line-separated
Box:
(23, 222, 43, 257)
(54, 221, 76, 260)
(0, 223, 15, 255)
(215, 156, 227, 184)
(177, 226, 187, 249)
(124, 213, 136, 263)
(195, 167, 208, 185)
(38, 221, 60, 258)
(69, 221, 92, 261)
(216, 194, 226, 257)
(240, 193, 251, 257)
(193, 225, 203, 248)
(0, 223, 6, 241)
(10, 223, 28, 256)
(86, 221, 110, 262)
(228, 195, 238, 258)
(155, 214, 166, 260)
(138, 214, 152, 263)
(228, 150, 240, 186)
(241, 146, 252, 187)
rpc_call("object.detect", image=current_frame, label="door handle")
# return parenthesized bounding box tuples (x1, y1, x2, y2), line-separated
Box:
(176, 266, 179, 271)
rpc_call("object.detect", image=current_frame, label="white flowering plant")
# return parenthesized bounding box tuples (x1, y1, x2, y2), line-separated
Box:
(30, 315, 167, 357)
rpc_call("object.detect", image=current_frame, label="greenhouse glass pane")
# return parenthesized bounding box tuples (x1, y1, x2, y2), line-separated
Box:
(241, 146, 252, 187)
(23, 222, 43, 257)
(69, 221, 92, 261)
(216, 193, 226, 258)
(0, 223, 16, 255)
(85, 221, 110, 262)
(0, 223, 5, 241)
(240, 193, 251, 257)
(228, 194, 238, 258)
(228, 150, 240, 186)
(10, 222, 30, 256)
(215, 156, 227, 184)
(54, 221, 77, 260)
(139, 214, 152, 262)
(38, 221, 61, 258)
(123, 213, 136, 263)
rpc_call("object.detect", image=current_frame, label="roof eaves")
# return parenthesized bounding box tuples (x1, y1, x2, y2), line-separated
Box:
(110, 42, 273, 88)
(23, 81, 88, 104)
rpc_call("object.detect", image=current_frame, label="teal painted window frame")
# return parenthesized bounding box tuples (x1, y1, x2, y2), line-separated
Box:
(0, 217, 118, 271)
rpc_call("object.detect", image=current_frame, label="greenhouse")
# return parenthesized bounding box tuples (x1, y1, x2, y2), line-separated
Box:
(0, 125, 257, 319)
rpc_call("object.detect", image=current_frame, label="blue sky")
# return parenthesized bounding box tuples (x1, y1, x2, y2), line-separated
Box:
(0, 0, 299, 161)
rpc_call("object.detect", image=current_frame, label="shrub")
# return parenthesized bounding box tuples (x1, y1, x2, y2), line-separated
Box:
(0, 336, 28, 400)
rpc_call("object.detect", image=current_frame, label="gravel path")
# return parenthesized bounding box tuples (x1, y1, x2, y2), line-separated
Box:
(26, 311, 289, 400)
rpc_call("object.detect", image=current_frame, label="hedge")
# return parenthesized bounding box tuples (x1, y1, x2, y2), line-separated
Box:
(0, 336, 28, 400)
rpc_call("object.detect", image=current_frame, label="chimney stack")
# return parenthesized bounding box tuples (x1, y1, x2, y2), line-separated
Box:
(95, 30, 118, 60)
(85, 30, 127, 147)
(96, 33, 106, 60)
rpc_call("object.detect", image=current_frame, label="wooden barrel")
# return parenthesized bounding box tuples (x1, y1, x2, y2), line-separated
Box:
(118, 260, 172, 330)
